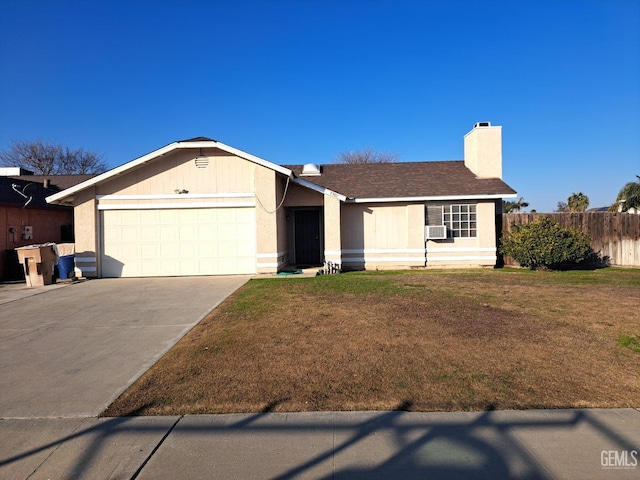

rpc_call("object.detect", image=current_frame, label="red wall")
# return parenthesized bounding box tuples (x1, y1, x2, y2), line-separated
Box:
(1, 205, 74, 280)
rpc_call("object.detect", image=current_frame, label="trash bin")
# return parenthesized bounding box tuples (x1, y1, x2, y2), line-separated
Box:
(56, 243, 76, 280)
(15, 245, 57, 287)
(57, 255, 75, 279)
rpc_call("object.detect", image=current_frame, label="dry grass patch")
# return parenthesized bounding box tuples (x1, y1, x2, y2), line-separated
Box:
(103, 268, 640, 416)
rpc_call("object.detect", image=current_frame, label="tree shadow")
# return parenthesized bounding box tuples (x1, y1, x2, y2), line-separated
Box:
(552, 250, 611, 271)
(2, 404, 638, 479)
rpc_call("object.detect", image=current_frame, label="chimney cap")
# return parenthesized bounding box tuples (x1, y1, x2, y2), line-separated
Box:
(474, 121, 492, 128)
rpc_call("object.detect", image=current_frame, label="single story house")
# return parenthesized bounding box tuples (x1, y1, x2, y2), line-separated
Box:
(46, 123, 517, 278)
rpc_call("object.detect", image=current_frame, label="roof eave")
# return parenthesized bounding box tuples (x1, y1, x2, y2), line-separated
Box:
(347, 193, 518, 203)
(47, 140, 293, 205)
(291, 176, 347, 201)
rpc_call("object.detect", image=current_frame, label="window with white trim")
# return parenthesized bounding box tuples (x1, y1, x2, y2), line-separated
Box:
(444, 204, 477, 237)
(425, 203, 477, 238)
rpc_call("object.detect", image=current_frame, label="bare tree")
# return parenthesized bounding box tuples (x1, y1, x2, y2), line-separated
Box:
(0, 139, 107, 175)
(334, 147, 398, 164)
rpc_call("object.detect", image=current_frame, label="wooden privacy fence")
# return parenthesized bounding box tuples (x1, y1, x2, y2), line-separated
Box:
(501, 213, 640, 267)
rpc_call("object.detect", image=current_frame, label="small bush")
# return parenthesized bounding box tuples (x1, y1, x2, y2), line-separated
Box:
(500, 217, 592, 270)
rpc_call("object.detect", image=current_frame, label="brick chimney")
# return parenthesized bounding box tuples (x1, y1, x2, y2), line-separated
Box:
(463, 122, 502, 179)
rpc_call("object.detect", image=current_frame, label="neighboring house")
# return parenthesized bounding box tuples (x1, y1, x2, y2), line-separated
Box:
(588, 206, 639, 214)
(47, 123, 517, 278)
(616, 205, 639, 214)
(0, 171, 94, 280)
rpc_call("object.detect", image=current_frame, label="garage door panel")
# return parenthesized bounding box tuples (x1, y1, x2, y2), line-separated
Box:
(217, 224, 237, 239)
(160, 243, 180, 257)
(140, 245, 161, 259)
(141, 226, 160, 242)
(121, 210, 143, 225)
(197, 225, 216, 238)
(178, 225, 199, 240)
(159, 210, 179, 224)
(159, 225, 179, 241)
(198, 243, 216, 257)
(101, 208, 256, 277)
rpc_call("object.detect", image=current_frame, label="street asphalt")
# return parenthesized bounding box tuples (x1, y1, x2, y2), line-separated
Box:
(0, 278, 638, 479)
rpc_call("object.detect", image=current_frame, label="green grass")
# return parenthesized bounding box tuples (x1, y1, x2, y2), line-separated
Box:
(619, 335, 640, 353)
(103, 266, 640, 416)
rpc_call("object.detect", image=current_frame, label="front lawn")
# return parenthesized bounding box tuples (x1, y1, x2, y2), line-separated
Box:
(103, 268, 640, 416)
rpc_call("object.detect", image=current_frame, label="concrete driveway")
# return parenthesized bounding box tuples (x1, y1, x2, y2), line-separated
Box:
(0, 276, 250, 418)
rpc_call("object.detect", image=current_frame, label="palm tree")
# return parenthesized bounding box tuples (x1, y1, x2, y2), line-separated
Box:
(610, 178, 640, 212)
(502, 197, 529, 213)
(567, 192, 589, 212)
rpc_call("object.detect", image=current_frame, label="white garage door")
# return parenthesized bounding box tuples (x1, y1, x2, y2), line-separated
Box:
(101, 208, 256, 277)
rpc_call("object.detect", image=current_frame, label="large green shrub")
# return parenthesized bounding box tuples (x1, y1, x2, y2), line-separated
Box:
(500, 217, 593, 270)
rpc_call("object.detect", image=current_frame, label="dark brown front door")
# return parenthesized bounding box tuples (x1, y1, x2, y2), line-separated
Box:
(294, 209, 321, 266)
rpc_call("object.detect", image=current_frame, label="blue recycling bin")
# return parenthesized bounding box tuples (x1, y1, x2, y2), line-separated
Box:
(57, 254, 75, 280)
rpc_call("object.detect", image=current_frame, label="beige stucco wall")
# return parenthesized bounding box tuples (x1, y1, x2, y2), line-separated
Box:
(323, 196, 342, 264)
(464, 125, 502, 179)
(283, 182, 324, 207)
(97, 149, 255, 195)
(425, 200, 497, 268)
(341, 202, 426, 270)
(73, 187, 99, 277)
(255, 168, 288, 273)
(275, 176, 289, 269)
(338, 200, 499, 270)
(71, 148, 285, 276)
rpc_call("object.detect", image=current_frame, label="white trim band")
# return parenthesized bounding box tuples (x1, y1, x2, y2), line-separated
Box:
(97, 193, 256, 200)
(427, 247, 496, 253)
(427, 255, 497, 262)
(292, 177, 347, 202)
(97, 202, 256, 210)
(342, 248, 427, 254)
(257, 262, 280, 268)
(74, 257, 97, 263)
(349, 193, 516, 203)
(77, 266, 97, 273)
(257, 251, 288, 259)
(343, 257, 427, 263)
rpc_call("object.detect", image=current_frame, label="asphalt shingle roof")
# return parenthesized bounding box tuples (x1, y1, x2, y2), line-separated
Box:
(286, 161, 516, 199)
(0, 175, 93, 208)
(11, 175, 97, 190)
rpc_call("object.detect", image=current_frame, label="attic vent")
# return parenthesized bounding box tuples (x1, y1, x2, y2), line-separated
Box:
(474, 121, 491, 128)
(301, 163, 321, 176)
(425, 225, 447, 240)
(194, 149, 209, 169)
(195, 157, 209, 168)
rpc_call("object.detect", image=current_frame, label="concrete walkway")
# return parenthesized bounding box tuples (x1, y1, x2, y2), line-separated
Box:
(0, 276, 250, 417)
(1, 409, 638, 479)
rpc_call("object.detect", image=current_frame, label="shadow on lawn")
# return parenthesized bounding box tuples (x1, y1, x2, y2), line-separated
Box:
(1, 403, 638, 479)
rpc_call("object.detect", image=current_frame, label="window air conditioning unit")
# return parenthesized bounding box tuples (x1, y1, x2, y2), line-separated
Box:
(425, 225, 447, 240)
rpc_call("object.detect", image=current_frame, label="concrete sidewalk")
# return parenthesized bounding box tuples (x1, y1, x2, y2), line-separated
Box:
(1, 408, 638, 479)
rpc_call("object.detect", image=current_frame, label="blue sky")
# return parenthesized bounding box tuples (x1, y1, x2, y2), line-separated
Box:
(1, 0, 638, 212)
